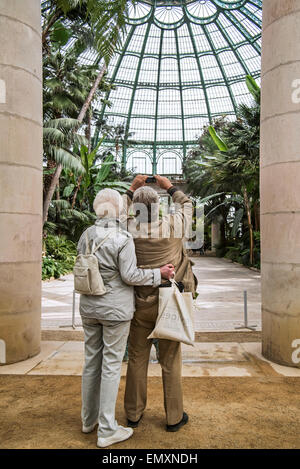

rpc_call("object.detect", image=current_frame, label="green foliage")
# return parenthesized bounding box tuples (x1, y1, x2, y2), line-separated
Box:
(42, 256, 64, 280)
(42, 235, 77, 280)
(208, 126, 228, 152)
(185, 76, 261, 268)
(224, 230, 261, 269)
(40, 0, 137, 281)
(246, 75, 260, 104)
(43, 118, 86, 174)
(231, 208, 244, 237)
(45, 198, 97, 242)
(42, 0, 137, 64)
(43, 47, 103, 121)
(50, 21, 71, 47)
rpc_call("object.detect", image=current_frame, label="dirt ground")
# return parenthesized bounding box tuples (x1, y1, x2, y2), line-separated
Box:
(0, 375, 299, 449)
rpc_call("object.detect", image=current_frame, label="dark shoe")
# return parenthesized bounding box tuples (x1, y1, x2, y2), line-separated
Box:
(166, 412, 189, 432)
(127, 415, 143, 428)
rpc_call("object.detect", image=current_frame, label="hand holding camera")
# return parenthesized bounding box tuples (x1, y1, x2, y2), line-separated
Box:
(130, 174, 172, 192)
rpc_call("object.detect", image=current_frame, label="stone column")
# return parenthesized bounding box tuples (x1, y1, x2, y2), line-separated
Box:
(0, 1, 42, 364)
(260, 0, 300, 367)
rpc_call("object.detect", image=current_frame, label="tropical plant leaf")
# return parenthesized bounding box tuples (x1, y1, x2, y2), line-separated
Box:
(43, 221, 57, 235)
(231, 208, 244, 237)
(95, 153, 115, 184)
(208, 126, 228, 152)
(50, 147, 85, 174)
(50, 21, 71, 47)
(198, 193, 225, 204)
(56, 0, 84, 15)
(246, 75, 261, 103)
(44, 118, 80, 131)
(95, 181, 130, 189)
(43, 127, 65, 144)
(63, 184, 75, 197)
(44, 78, 63, 91)
(51, 199, 71, 210)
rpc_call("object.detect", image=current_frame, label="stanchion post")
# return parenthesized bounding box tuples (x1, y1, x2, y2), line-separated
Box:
(72, 290, 76, 330)
(235, 290, 257, 331)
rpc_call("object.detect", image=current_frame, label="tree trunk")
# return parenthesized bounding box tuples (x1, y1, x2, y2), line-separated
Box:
(86, 110, 92, 153)
(70, 70, 106, 208)
(43, 158, 57, 200)
(71, 174, 83, 209)
(253, 201, 260, 232)
(42, 9, 62, 47)
(55, 180, 61, 224)
(243, 187, 254, 265)
(77, 64, 107, 124)
(43, 163, 63, 224)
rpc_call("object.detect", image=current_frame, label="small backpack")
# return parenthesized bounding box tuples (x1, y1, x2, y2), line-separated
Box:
(74, 230, 117, 296)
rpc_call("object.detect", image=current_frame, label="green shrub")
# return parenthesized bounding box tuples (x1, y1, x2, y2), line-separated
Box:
(42, 255, 69, 280)
(42, 235, 77, 280)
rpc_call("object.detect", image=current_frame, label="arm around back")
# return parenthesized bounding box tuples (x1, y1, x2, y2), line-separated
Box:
(118, 234, 161, 287)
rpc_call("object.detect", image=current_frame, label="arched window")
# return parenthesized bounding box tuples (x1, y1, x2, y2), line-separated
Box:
(157, 150, 182, 175)
(127, 150, 152, 174)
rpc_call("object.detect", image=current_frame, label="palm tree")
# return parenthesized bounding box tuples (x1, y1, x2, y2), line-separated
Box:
(185, 79, 260, 265)
(185, 117, 232, 248)
(42, 0, 136, 224)
(43, 118, 87, 223)
(43, 42, 107, 223)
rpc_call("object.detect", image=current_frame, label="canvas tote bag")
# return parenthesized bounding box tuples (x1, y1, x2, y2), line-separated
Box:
(148, 279, 195, 346)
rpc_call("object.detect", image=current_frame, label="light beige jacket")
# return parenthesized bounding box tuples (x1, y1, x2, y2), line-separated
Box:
(121, 189, 197, 313)
(77, 218, 161, 321)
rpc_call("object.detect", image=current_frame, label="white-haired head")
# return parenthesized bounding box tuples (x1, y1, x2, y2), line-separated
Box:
(133, 186, 159, 222)
(93, 188, 123, 219)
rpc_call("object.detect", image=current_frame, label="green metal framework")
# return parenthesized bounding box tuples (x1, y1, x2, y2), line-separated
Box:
(85, 0, 262, 174)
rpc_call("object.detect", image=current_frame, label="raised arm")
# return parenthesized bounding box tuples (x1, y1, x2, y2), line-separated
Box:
(154, 175, 193, 239)
(120, 174, 148, 224)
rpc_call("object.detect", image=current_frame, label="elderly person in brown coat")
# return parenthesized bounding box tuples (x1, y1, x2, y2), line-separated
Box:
(121, 174, 196, 432)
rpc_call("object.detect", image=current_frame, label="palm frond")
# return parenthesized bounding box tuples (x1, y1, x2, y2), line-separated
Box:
(49, 147, 85, 174)
(43, 127, 65, 144)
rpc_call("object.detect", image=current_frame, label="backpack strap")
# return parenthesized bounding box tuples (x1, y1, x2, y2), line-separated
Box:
(85, 231, 91, 255)
(91, 229, 115, 255)
(109, 272, 119, 281)
(85, 230, 119, 282)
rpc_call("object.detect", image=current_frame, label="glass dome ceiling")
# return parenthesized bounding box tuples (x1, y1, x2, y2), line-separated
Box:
(87, 0, 262, 174)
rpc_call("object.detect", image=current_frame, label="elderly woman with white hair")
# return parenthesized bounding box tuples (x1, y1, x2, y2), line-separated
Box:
(77, 188, 174, 448)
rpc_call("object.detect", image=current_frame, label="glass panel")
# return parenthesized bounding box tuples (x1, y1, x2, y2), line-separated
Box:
(132, 88, 157, 117)
(207, 86, 234, 114)
(182, 87, 207, 116)
(88, 0, 263, 171)
(130, 117, 155, 141)
(156, 118, 183, 142)
(184, 117, 209, 141)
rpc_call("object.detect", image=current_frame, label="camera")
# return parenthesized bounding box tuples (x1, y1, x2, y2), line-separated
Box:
(145, 176, 156, 183)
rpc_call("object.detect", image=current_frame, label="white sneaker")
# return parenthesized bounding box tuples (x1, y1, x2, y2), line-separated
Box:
(82, 421, 98, 434)
(97, 426, 133, 448)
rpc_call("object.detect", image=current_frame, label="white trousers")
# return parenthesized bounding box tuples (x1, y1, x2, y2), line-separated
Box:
(81, 317, 130, 438)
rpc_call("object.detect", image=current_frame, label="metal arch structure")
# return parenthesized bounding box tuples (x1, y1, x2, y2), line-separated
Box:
(89, 0, 262, 175)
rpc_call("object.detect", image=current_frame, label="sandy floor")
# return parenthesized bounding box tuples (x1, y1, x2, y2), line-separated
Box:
(1, 375, 299, 449)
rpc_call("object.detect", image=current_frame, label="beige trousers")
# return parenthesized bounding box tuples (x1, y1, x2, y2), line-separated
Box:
(124, 307, 183, 426)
